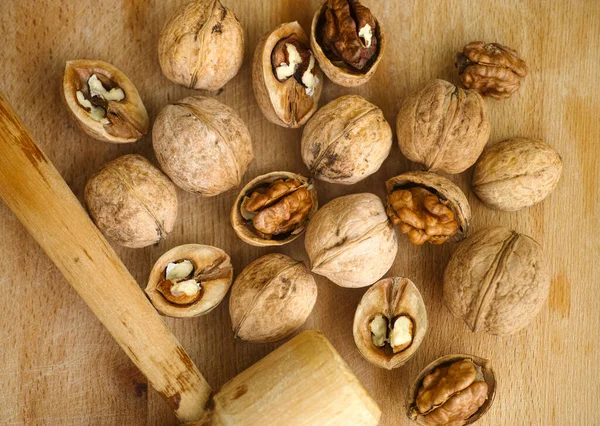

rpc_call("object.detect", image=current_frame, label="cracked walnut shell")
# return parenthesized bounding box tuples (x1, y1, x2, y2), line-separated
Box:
(444, 227, 550, 335)
(396, 79, 490, 174)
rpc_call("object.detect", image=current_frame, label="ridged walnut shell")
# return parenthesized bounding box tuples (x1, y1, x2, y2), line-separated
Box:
(305, 193, 397, 288)
(153, 96, 254, 196)
(158, 0, 244, 91)
(231, 171, 318, 247)
(396, 79, 490, 174)
(472, 138, 563, 211)
(146, 244, 233, 318)
(229, 253, 317, 343)
(386, 171, 471, 242)
(84, 154, 177, 248)
(353, 277, 428, 370)
(406, 354, 496, 426)
(253, 22, 323, 128)
(310, 0, 386, 87)
(301, 95, 392, 184)
(443, 227, 550, 335)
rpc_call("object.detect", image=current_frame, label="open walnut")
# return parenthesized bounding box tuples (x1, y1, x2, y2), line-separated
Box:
(407, 355, 496, 426)
(231, 172, 318, 247)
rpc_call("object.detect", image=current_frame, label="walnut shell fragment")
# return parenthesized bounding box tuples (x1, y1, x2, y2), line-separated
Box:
(229, 253, 317, 343)
(396, 79, 490, 174)
(386, 171, 471, 245)
(406, 354, 496, 426)
(253, 22, 323, 128)
(472, 138, 563, 211)
(444, 227, 550, 335)
(353, 277, 428, 369)
(146, 244, 233, 318)
(305, 193, 397, 288)
(62, 59, 148, 143)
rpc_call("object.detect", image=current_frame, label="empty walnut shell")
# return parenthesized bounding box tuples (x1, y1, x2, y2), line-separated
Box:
(301, 95, 392, 184)
(231, 171, 318, 247)
(253, 22, 323, 128)
(353, 277, 428, 369)
(146, 244, 233, 318)
(310, 0, 386, 87)
(229, 253, 317, 343)
(305, 193, 397, 288)
(386, 171, 471, 244)
(396, 79, 490, 174)
(406, 354, 496, 426)
(472, 138, 563, 211)
(444, 227, 550, 335)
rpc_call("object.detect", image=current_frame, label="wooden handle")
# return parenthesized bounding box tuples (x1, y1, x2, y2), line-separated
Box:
(0, 93, 212, 423)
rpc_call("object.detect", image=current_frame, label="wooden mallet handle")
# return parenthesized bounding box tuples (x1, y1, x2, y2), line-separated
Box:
(0, 93, 212, 423)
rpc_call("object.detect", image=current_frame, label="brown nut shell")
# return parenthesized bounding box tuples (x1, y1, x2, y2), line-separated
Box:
(301, 95, 392, 184)
(152, 96, 254, 196)
(472, 138, 563, 211)
(231, 171, 318, 247)
(146, 244, 233, 318)
(84, 154, 177, 248)
(353, 277, 428, 369)
(386, 171, 471, 242)
(443, 227, 550, 335)
(158, 0, 244, 91)
(310, 0, 386, 87)
(305, 193, 397, 288)
(406, 354, 496, 426)
(253, 22, 323, 128)
(62, 59, 149, 143)
(396, 79, 490, 174)
(229, 253, 317, 343)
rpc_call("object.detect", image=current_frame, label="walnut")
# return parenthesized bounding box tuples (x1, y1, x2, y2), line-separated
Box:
(456, 41, 528, 99)
(444, 227, 550, 335)
(407, 355, 496, 426)
(84, 154, 177, 248)
(152, 96, 254, 196)
(353, 277, 428, 369)
(396, 79, 490, 174)
(311, 0, 386, 87)
(472, 137, 563, 211)
(305, 193, 397, 288)
(231, 171, 318, 247)
(386, 172, 471, 246)
(301, 95, 392, 184)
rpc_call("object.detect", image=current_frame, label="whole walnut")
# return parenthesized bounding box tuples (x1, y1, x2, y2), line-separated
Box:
(301, 95, 392, 184)
(396, 79, 490, 174)
(158, 0, 244, 91)
(472, 138, 563, 211)
(153, 96, 253, 196)
(85, 154, 178, 248)
(444, 227, 550, 335)
(229, 253, 317, 343)
(305, 193, 397, 288)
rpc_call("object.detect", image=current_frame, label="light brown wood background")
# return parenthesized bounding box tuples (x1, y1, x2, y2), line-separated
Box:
(0, 0, 598, 425)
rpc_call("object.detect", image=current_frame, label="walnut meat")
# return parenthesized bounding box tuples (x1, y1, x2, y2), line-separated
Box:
(396, 79, 490, 174)
(301, 95, 392, 184)
(472, 138, 563, 211)
(158, 0, 244, 91)
(456, 41, 528, 99)
(229, 253, 317, 343)
(444, 227, 550, 335)
(152, 96, 253, 196)
(84, 154, 177, 248)
(305, 193, 397, 288)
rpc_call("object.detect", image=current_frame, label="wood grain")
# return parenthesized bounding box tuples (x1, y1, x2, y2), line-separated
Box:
(0, 0, 598, 425)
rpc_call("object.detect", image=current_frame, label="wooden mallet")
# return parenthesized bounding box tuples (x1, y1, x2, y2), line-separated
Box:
(0, 93, 381, 425)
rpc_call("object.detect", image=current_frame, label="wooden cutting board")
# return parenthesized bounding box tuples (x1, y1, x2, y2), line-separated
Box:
(0, 0, 598, 425)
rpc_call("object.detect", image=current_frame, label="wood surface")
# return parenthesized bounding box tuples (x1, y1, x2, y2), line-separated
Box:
(0, 0, 598, 425)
